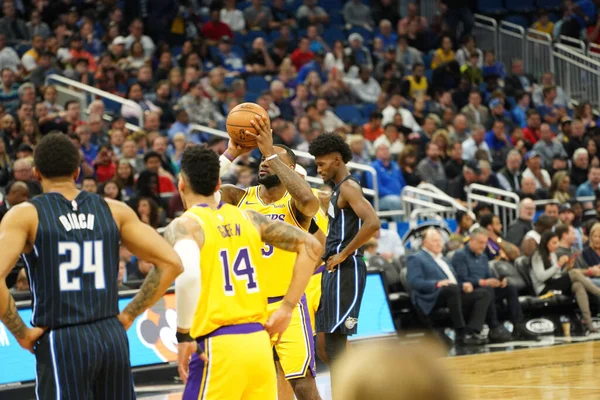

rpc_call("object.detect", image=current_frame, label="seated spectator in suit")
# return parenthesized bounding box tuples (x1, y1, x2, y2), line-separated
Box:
(497, 150, 523, 192)
(505, 59, 535, 97)
(406, 228, 491, 346)
(460, 91, 490, 131)
(506, 198, 536, 246)
(521, 214, 556, 257)
(452, 229, 537, 341)
(531, 231, 600, 332)
(577, 222, 600, 286)
(479, 214, 521, 262)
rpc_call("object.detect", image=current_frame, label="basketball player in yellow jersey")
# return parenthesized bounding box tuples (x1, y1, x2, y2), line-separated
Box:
(163, 146, 323, 400)
(219, 115, 322, 400)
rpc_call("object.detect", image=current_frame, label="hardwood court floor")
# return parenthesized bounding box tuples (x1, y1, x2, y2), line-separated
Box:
(446, 341, 600, 399)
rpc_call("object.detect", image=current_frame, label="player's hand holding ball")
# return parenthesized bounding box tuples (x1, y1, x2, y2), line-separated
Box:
(225, 102, 270, 151)
(248, 114, 274, 158)
(265, 302, 294, 345)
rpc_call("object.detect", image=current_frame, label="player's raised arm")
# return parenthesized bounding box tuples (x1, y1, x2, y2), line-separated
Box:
(0, 204, 45, 352)
(250, 115, 320, 220)
(109, 200, 183, 329)
(327, 179, 381, 270)
(246, 210, 323, 337)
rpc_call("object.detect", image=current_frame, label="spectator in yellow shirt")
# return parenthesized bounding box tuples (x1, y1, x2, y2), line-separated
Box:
(431, 35, 455, 69)
(532, 11, 554, 37)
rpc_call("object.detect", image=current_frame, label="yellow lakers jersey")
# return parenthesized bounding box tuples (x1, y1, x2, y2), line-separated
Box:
(238, 186, 306, 298)
(312, 188, 329, 236)
(185, 203, 267, 338)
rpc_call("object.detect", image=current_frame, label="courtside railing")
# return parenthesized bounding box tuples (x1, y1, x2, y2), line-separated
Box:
(465, 184, 520, 236)
(499, 21, 526, 73)
(554, 43, 600, 110)
(474, 14, 498, 55)
(525, 29, 554, 78)
(45, 74, 144, 127)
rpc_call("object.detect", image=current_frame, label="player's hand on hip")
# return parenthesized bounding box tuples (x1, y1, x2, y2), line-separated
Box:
(177, 341, 207, 384)
(117, 312, 134, 331)
(248, 115, 274, 157)
(18, 326, 47, 353)
(266, 305, 293, 345)
(326, 253, 347, 271)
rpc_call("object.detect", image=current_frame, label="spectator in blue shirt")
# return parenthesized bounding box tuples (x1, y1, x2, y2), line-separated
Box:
(536, 86, 565, 133)
(512, 91, 530, 129)
(576, 166, 600, 211)
(296, 50, 327, 84)
(366, 142, 406, 216)
(452, 228, 536, 341)
(376, 19, 398, 49)
(485, 120, 512, 152)
(215, 36, 246, 74)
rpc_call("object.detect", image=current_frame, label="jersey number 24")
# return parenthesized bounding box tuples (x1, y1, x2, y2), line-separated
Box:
(58, 241, 105, 291)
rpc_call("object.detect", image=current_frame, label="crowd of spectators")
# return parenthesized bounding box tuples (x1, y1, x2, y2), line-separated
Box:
(3, 0, 600, 341)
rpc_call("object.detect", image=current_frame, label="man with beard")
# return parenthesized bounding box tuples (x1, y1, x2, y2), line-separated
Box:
(479, 213, 521, 262)
(219, 115, 322, 400)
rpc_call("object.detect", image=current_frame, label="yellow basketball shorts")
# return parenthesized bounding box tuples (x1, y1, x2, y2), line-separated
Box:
(182, 323, 276, 400)
(305, 265, 325, 333)
(268, 294, 316, 380)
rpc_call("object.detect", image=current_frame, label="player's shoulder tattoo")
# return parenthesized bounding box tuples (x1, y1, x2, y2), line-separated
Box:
(163, 216, 204, 246)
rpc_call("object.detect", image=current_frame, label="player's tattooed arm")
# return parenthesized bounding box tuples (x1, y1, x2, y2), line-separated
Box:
(220, 184, 246, 206)
(111, 200, 183, 329)
(2, 293, 26, 339)
(163, 216, 205, 248)
(267, 156, 320, 222)
(247, 210, 322, 260)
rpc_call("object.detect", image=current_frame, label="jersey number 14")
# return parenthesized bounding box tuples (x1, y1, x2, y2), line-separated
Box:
(220, 247, 259, 295)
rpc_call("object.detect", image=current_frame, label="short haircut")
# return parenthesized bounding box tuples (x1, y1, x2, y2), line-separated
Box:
(555, 224, 570, 240)
(180, 146, 220, 196)
(274, 144, 297, 165)
(471, 227, 489, 239)
(479, 213, 494, 228)
(308, 133, 353, 163)
(34, 133, 80, 179)
(64, 100, 79, 110)
(143, 150, 161, 163)
(82, 175, 97, 183)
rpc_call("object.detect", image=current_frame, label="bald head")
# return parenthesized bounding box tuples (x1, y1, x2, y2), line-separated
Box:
(422, 228, 443, 255)
(7, 181, 29, 205)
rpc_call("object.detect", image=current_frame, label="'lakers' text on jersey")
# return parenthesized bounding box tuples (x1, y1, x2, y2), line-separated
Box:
(238, 186, 305, 298)
(22, 191, 120, 330)
(184, 202, 267, 339)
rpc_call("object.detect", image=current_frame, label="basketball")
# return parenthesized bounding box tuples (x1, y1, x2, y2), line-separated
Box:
(226, 103, 271, 147)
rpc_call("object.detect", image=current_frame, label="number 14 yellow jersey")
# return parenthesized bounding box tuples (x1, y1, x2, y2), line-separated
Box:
(184, 203, 267, 338)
